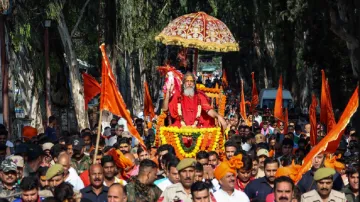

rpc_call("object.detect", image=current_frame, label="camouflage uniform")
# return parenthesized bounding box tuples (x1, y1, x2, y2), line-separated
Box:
(125, 176, 162, 202)
(71, 155, 92, 174)
(0, 159, 22, 201)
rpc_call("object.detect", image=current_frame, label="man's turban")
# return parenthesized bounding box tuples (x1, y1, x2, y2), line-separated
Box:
(214, 154, 243, 180)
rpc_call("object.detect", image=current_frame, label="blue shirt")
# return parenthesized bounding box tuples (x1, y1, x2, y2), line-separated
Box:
(244, 177, 273, 201)
(45, 127, 57, 142)
(80, 185, 109, 202)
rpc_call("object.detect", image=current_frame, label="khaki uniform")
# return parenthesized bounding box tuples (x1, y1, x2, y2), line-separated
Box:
(301, 189, 347, 202)
(159, 183, 193, 202)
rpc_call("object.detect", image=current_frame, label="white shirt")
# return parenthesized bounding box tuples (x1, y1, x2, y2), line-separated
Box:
(254, 115, 262, 125)
(105, 135, 117, 147)
(65, 167, 84, 191)
(213, 188, 250, 202)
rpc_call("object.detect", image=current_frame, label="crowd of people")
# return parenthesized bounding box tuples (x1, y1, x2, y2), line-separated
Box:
(0, 72, 358, 202)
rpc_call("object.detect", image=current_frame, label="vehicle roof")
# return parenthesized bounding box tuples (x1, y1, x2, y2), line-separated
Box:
(259, 88, 293, 99)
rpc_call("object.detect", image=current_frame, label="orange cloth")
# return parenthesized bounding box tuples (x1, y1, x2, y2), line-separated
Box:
(79, 169, 90, 187)
(214, 154, 243, 180)
(268, 149, 275, 157)
(294, 86, 358, 184)
(309, 94, 318, 146)
(274, 76, 284, 121)
(22, 126, 38, 141)
(82, 72, 101, 110)
(320, 70, 336, 131)
(99, 44, 145, 149)
(250, 72, 259, 113)
(107, 148, 134, 178)
(275, 161, 301, 182)
(240, 80, 250, 126)
(324, 154, 345, 173)
(144, 81, 156, 120)
(222, 69, 228, 88)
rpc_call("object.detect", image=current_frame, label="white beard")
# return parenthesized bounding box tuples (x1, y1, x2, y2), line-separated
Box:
(184, 87, 195, 97)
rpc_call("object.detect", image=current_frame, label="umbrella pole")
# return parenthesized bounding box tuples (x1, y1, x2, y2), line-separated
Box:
(193, 48, 198, 74)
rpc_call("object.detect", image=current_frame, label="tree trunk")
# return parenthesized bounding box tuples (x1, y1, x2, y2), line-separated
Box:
(57, 11, 89, 130)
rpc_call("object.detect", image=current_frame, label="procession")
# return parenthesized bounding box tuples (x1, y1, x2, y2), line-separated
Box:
(0, 1, 358, 202)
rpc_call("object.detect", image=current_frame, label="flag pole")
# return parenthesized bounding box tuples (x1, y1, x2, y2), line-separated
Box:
(93, 109, 103, 164)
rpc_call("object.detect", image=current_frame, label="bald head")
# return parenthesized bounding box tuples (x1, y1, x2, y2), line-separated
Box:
(58, 153, 70, 174)
(108, 183, 127, 202)
(89, 164, 104, 188)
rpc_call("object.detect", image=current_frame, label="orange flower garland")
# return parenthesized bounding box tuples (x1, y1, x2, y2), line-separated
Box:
(196, 84, 221, 93)
(218, 95, 227, 116)
(155, 112, 167, 147)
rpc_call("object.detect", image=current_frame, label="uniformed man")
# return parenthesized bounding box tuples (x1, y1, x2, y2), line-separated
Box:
(301, 167, 347, 202)
(159, 158, 197, 202)
(46, 164, 65, 191)
(0, 159, 21, 201)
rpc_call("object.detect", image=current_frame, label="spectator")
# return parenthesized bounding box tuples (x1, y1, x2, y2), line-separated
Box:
(0, 159, 21, 200)
(208, 151, 220, 169)
(125, 159, 161, 201)
(57, 153, 84, 191)
(81, 132, 94, 155)
(301, 168, 346, 201)
(191, 181, 216, 202)
(54, 182, 81, 202)
(136, 146, 149, 162)
(107, 183, 127, 202)
(45, 116, 57, 142)
(273, 176, 294, 202)
(224, 141, 238, 160)
(154, 157, 180, 191)
(235, 155, 254, 191)
(160, 158, 196, 202)
(37, 166, 50, 191)
(245, 157, 279, 200)
(256, 148, 269, 178)
(14, 176, 45, 202)
(196, 151, 209, 166)
(80, 164, 108, 202)
(194, 162, 204, 182)
(9, 155, 24, 182)
(24, 144, 46, 177)
(70, 138, 91, 175)
(101, 155, 127, 187)
(117, 138, 131, 154)
(45, 164, 65, 191)
(342, 167, 359, 202)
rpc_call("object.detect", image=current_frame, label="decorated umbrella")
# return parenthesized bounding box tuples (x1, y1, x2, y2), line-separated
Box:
(155, 11, 239, 72)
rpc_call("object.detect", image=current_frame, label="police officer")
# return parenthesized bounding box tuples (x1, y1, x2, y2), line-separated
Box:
(159, 158, 196, 202)
(301, 168, 347, 202)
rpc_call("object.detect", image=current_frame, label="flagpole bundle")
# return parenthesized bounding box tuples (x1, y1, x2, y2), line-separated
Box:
(93, 109, 103, 163)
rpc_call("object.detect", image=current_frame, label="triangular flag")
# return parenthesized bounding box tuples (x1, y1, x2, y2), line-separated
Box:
(240, 79, 250, 126)
(99, 44, 145, 148)
(325, 80, 336, 132)
(274, 76, 284, 121)
(250, 72, 259, 113)
(295, 86, 358, 184)
(82, 72, 101, 110)
(222, 69, 228, 88)
(309, 94, 318, 146)
(320, 70, 328, 124)
(144, 81, 155, 120)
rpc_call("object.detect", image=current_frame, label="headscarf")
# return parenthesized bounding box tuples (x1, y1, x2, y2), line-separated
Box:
(22, 126, 38, 141)
(214, 154, 243, 180)
(107, 148, 134, 177)
(275, 160, 302, 182)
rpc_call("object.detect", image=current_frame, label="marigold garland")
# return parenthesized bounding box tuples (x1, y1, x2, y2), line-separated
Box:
(159, 126, 222, 159)
(218, 95, 227, 116)
(155, 112, 167, 147)
(196, 84, 221, 93)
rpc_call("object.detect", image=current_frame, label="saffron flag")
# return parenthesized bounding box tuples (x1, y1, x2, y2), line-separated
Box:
(144, 81, 156, 120)
(222, 69, 228, 88)
(250, 72, 259, 113)
(309, 94, 318, 146)
(325, 81, 336, 132)
(240, 79, 249, 125)
(274, 76, 284, 121)
(99, 44, 145, 148)
(82, 72, 101, 110)
(295, 86, 359, 184)
(320, 70, 328, 124)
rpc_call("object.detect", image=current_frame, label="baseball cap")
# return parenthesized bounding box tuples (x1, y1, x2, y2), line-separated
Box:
(27, 144, 46, 161)
(9, 155, 24, 168)
(72, 137, 84, 151)
(42, 142, 54, 151)
(257, 149, 269, 157)
(15, 143, 28, 155)
(0, 159, 17, 172)
(255, 134, 266, 144)
(176, 158, 196, 172)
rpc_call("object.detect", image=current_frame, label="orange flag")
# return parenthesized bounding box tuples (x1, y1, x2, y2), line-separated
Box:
(222, 69, 228, 88)
(240, 79, 249, 125)
(325, 81, 336, 132)
(274, 76, 284, 121)
(320, 70, 327, 124)
(99, 44, 145, 148)
(250, 72, 259, 112)
(309, 94, 318, 146)
(144, 81, 155, 120)
(82, 72, 101, 110)
(295, 86, 358, 184)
